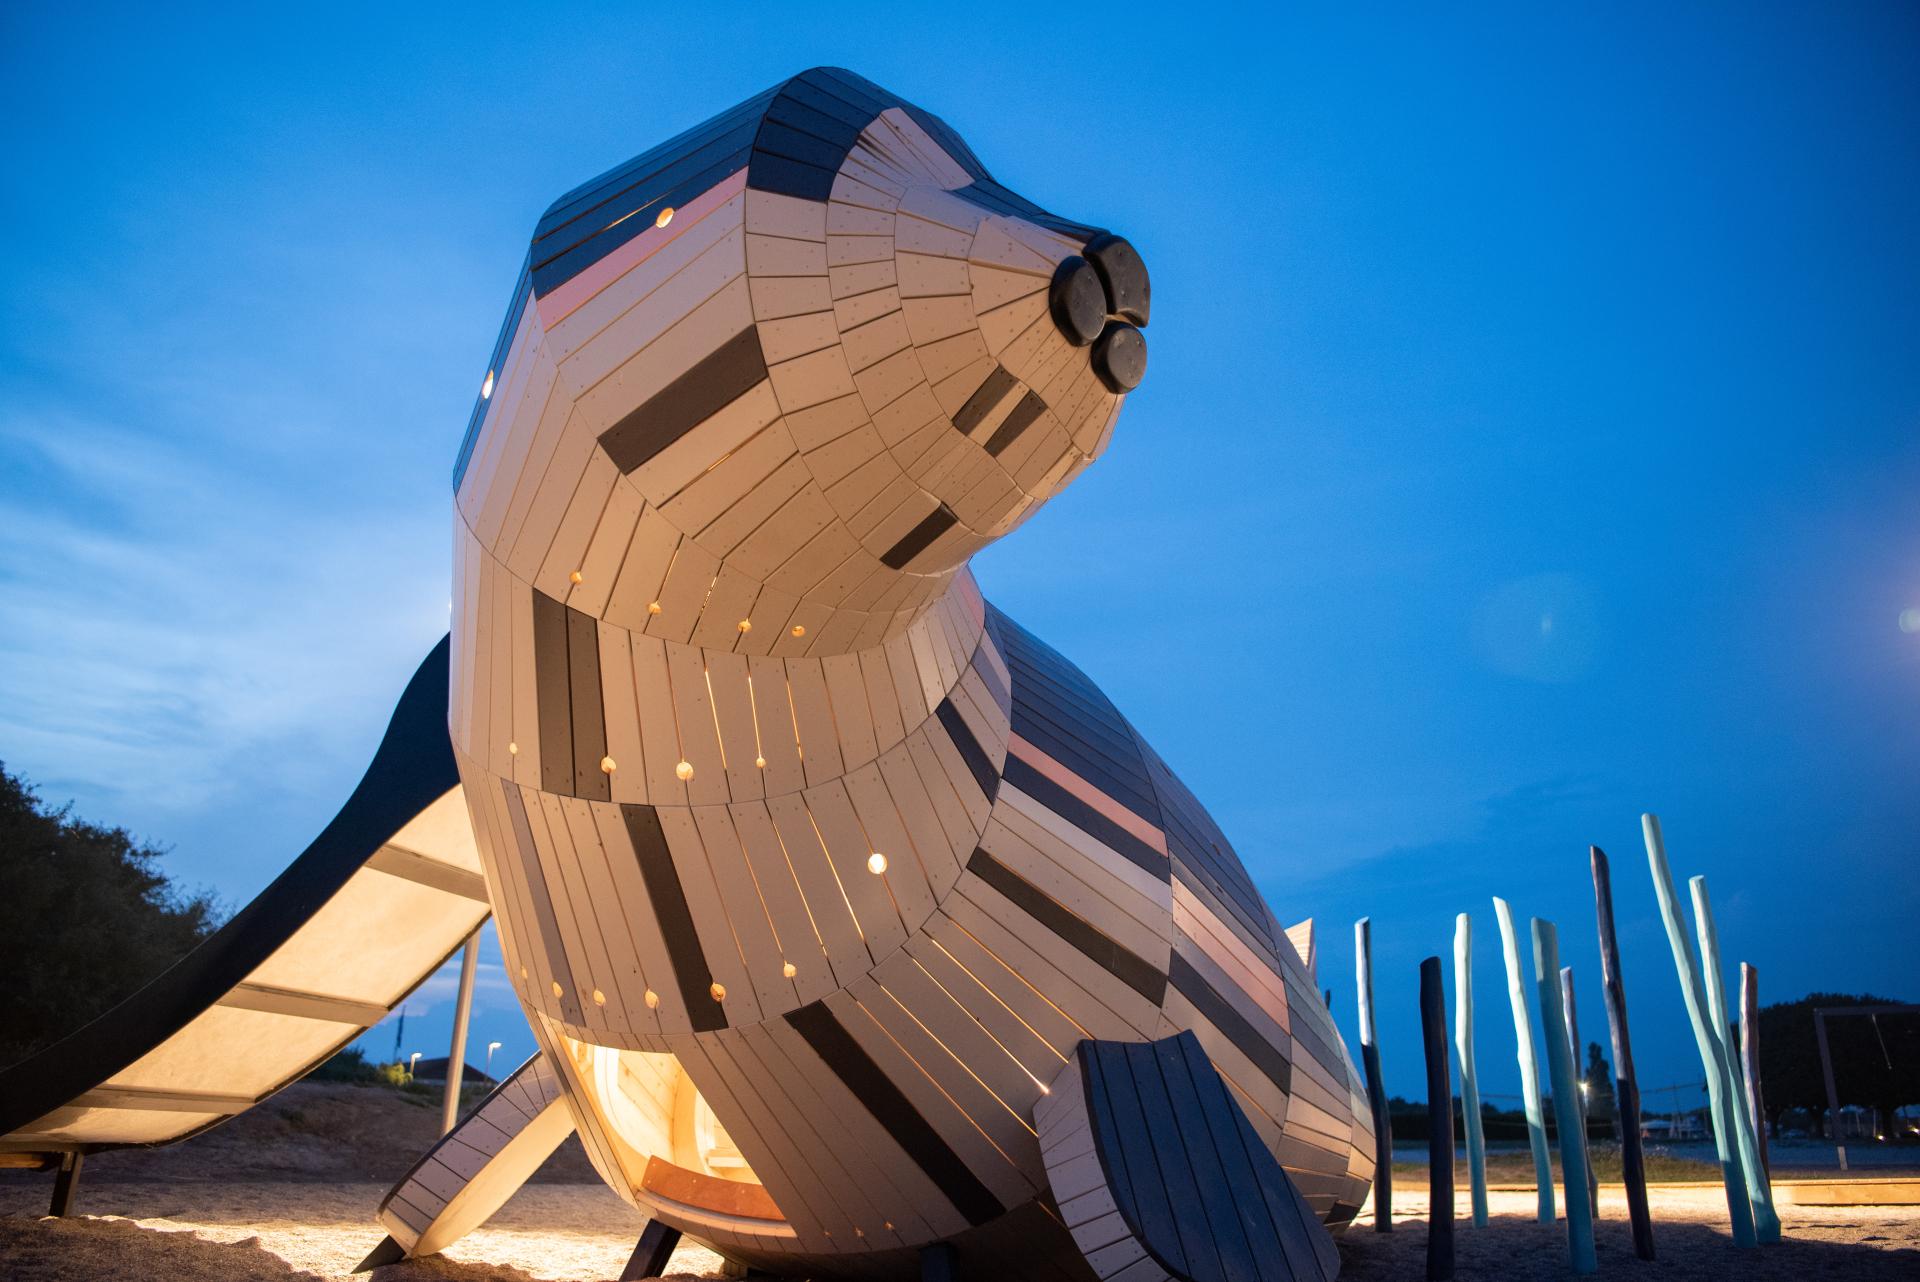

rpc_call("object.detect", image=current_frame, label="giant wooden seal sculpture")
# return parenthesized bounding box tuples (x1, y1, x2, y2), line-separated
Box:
(0, 69, 1373, 1282)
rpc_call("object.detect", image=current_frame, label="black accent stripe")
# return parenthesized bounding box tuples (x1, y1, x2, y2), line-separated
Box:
(934, 698, 999, 801)
(567, 606, 610, 802)
(952, 365, 1018, 435)
(880, 502, 957, 570)
(621, 804, 726, 1033)
(500, 780, 586, 1026)
(598, 327, 768, 474)
(984, 390, 1046, 457)
(965, 848, 1166, 1003)
(1168, 952, 1292, 1095)
(785, 1001, 1003, 1226)
(1083, 1040, 1188, 1275)
(531, 589, 574, 796)
(1001, 755, 1168, 881)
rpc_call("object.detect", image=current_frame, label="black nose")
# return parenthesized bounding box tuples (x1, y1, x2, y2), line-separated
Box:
(1085, 235, 1150, 326)
(1048, 235, 1150, 392)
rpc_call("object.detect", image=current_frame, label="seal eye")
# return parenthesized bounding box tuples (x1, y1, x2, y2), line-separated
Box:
(1049, 256, 1107, 347)
(1084, 234, 1151, 327)
(1091, 323, 1147, 393)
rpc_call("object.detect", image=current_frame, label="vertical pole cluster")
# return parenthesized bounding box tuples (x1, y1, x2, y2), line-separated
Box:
(1493, 898, 1554, 1223)
(1643, 814, 1758, 1247)
(1452, 915, 1489, 1227)
(1533, 919, 1597, 1276)
(1419, 957, 1456, 1281)
(1591, 845, 1655, 1260)
(1355, 917, 1393, 1231)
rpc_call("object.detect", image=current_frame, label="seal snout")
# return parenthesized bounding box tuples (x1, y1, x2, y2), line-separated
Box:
(1047, 234, 1151, 393)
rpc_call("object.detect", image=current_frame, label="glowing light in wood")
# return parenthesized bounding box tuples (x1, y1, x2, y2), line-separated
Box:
(868, 852, 888, 875)
(676, 760, 695, 781)
(644, 989, 659, 1009)
(710, 982, 726, 1001)
(600, 756, 616, 774)
(656, 206, 674, 228)
(481, 370, 494, 399)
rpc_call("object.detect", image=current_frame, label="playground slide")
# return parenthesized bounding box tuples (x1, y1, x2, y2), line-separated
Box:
(0, 637, 487, 1159)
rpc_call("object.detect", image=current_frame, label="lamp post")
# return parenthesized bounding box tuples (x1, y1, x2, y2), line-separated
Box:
(408, 1051, 421, 1081)
(487, 1041, 502, 1072)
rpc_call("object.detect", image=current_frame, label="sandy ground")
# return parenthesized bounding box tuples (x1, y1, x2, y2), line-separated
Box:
(3, 1178, 1917, 1280)
(3, 1086, 1913, 1278)
(0, 1180, 727, 1281)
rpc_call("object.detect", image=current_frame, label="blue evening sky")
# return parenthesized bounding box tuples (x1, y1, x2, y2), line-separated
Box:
(3, 3, 1915, 1103)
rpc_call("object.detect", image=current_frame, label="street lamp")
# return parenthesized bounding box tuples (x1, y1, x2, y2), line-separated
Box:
(487, 1041, 502, 1072)
(408, 1051, 421, 1080)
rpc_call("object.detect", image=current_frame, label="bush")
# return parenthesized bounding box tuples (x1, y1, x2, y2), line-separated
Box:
(0, 763, 223, 1068)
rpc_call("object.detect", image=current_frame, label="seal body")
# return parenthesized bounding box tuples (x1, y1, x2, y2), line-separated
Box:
(448, 67, 1372, 1277)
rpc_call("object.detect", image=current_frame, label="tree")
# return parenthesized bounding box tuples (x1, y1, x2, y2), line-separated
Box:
(0, 763, 222, 1067)
(1754, 994, 1920, 1139)
(1583, 1041, 1618, 1129)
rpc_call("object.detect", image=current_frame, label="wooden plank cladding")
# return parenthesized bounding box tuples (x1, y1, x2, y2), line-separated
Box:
(1039, 1032, 1340, 1282)
(428, 64, 1375, 1281)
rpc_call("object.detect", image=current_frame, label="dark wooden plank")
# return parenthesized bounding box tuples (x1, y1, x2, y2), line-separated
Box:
(1074, 1042, 1140, 1240)
(1167, 952, 1292, 1096)
(499, 780, 585, 1025)
(620, 803, 724, 1033)
(935, 698, 1000, 802)
(1087, 1040, 1187, 1278)
(985, 391, 1048, 457)
(784, 1000, 1003, 1227)
(1119, 1040, 1225, 1282)
(531, 588, 574, 796)
(1002, 756, 1168, 880)
(880, 503, 958, 571)
(1178, 1032, 1327, 1282)
(598, 328, 768, 475)
(964, 849, 1167, 1004)
(1148, 1037, 1262, 1282)
(566, 605, 610, 802)
(952, 365, 1019, 435)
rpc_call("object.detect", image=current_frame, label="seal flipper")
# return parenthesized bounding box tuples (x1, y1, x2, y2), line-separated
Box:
(1036, 1031, 1339, 1282)
(372, 1051, 576, 1261)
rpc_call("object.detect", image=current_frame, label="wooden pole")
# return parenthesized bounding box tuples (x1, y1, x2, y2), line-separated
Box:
(1741, 964, 1769, 1177)
(1356, 918, 1393, 1231)
(1590, 845, 1655, 1260)
(1533, 919, 1597, 1275)
(1691, 877, 1780, 1242)
(1815, 1009, 1847, 1171)
(1560, 965, 1600, 1217)
(1452, 914, 1488, 1227)
(442, 928, 481, 1136)
(1420, 957, 1455, 1281)
(1643, 814, 1756, 1247)
(1493, 897, 1554, 1223)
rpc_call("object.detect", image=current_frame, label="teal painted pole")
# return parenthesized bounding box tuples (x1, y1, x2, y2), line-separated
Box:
(1691, 875, 1781, 1242)
(1452, 914, 1489, 1227)
(1493, 897, 1554, 1223)
(1533, 918, 1597, 1274)
(1643, 814, 1756, 1247)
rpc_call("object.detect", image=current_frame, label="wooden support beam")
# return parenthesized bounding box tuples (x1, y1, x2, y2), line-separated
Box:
(218, 982, 390, 1027)
(442, 929, 481, 1135)
(1492, 898, 1553, 1224)
(1590, 845, 1655, 1261)
(49, 1150, 83, 1217)
(1532, 919, 1595, 1276)
(620, 1220, 683, 1281)
(70, 1084, 258, 1113)
(1418, 957, 1454, 1282)
(365, 844, 491, 902)
(1354, 917, 1392, 1232)
(1643, 815, 1756, 1247)
(1451, 914, 1487, 1228)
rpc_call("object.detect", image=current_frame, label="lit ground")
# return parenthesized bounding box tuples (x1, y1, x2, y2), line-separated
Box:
(2, 1086, 1914, 1278)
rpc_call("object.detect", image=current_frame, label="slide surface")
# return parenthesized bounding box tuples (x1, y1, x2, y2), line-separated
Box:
(0, 637, 489, 1156)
